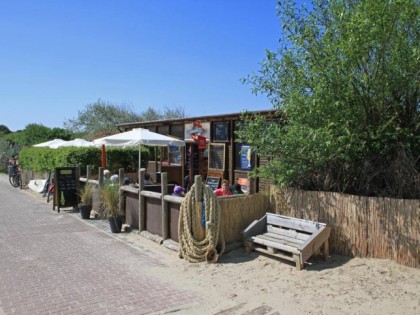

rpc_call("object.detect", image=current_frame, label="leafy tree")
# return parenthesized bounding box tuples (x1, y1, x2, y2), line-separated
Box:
(47, 127, 73, 141)
(1, 124, 75, 149)
(2, 123, 51, 147)
(141, 106, 185, 121)
(239, 0, 419, 198)
(0, 125, 11, 138)
(64, 99, 143, 137)
(64, 99, 185, 139)
(0, 140, 20, 172)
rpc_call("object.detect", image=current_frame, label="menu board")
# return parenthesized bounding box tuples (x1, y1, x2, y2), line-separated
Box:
(206, 176, 220, 191)
(54, 167, 79, 212)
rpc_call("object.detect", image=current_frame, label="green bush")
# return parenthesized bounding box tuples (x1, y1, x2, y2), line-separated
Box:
(18, 146, 150, 175)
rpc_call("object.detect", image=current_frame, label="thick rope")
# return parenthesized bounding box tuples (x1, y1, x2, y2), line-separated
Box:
(178, 181, 225, 263)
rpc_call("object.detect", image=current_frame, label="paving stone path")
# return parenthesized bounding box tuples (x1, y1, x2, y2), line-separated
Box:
(0, 175, 199, 315)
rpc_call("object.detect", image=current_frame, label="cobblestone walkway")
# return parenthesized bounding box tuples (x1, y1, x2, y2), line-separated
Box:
(0, 176, 199, 315)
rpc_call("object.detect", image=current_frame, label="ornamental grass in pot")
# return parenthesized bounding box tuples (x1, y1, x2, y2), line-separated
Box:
(101, 183, 124, 233)
(78, 183, 94, 219)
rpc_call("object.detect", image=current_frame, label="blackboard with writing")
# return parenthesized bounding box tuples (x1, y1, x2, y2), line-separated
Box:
(54, 167, 79, 212)
(206, 176, 220, 191)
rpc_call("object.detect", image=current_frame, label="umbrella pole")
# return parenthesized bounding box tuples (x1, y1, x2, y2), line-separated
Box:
(101, 145, 106, 168)
(138, 145, 142, 185)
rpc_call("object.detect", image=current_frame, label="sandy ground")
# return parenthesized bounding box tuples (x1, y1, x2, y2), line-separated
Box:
(121, 232, 419, 315)
(19, 177, 420, 315)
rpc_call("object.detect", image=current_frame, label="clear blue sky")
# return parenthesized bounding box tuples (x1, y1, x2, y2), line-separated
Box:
(0, 0, 290, 132)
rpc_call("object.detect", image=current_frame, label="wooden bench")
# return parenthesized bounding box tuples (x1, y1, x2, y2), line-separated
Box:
(242, 213, 331, 270)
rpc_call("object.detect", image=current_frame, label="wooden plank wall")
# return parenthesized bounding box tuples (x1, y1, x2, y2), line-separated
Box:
(269, 186, 420, 268)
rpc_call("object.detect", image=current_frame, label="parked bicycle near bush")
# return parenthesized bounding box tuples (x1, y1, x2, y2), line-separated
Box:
(8, 163, 22, 189)
(46, 174, 55, 203)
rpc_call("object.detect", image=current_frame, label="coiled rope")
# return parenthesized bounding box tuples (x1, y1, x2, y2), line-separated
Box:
(178, 181, 225, 263)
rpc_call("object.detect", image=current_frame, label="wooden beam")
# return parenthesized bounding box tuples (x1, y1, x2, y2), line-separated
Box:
(161, 172, 169, 240)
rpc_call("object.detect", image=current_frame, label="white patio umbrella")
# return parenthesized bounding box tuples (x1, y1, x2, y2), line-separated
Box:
(92, 128, 185, 180)
(33, 138, 67, 148)
(50, 138, 95, 149)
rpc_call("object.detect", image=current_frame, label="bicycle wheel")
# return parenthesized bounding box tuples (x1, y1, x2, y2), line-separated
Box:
(47, 185, 54, 203)
(42, 171, 52, 197)
(18, 172, 23, 189)
(9, 174, 19, 188)
(13, 172, 22, 189)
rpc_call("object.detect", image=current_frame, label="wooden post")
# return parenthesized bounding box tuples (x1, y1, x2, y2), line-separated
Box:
(76, 165, 81, 205)
(86, 165, 92, 181)
(139, 168, 145, 232)
(323, 240, 329, 260)
(155, 147, 158, 174)
(101, 145, 106, 168)
(118, 168, 124, 216)
(98, 167, 104, 185)
(248, 175, 255, 195)
(189, 145, 194, 187)
(194, 175, 205, 241)
(181, 148, 185, 189)
(161, 172, 168, 240)
(97, 167, 104, 217)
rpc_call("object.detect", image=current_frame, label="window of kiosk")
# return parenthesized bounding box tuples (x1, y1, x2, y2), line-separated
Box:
(208, 143, 225, 171)
(168, 145, 182, 165)
(235, 143, 255, 171)
(234, 121, 256, 171)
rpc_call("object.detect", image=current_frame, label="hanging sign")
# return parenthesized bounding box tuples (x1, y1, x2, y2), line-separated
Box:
(197, 135, 207, 150)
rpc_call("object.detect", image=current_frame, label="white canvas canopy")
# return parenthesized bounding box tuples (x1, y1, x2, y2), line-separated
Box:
(33, 139, 67, 148)
(50, 138, 95, 149)
(92, 128, 185, 180)
(92, 128, 185, 147)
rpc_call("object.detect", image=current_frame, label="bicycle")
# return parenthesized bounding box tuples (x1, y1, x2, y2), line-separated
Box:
(8, 165, 22, 189)
(46, 175, 55, 203)
(42, 170, 53, 197)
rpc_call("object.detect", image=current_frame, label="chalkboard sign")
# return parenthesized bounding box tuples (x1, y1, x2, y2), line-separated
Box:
(208, 143, 225, 170)
(206, 176, 220, 191)
(54, 167, 79, 212)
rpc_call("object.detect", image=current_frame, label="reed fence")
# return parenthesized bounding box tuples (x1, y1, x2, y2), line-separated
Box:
(269, 186, 419, 268)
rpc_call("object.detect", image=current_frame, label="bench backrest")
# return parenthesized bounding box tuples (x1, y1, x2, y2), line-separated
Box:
(266, 213, 323, 233)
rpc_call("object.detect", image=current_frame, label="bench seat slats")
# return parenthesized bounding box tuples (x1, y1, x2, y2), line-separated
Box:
(267, 225, 311, 241)
(262, 232, 304, 247)
(250, 235, 300, 255)
(267, 214, 323, 233)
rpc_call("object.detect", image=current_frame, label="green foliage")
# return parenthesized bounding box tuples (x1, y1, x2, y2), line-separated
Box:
(105, 146, 150, 173)
(64, 99, 144, 135)
(0, 125, 11, 137)
(47, 128, 73, 140)
(1, 124, 73, 147)
(240, 0, 419, 198)
(18, 146, 149, 175)
(0, 140, 20, 172)
(78, 183, 94, 205)
(63, 99, 186, 139)
(101, 183, 122, 217)
(142, 106, 186, 121)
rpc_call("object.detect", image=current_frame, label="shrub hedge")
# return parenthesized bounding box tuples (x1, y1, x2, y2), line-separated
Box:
(18, 146, 150, 176)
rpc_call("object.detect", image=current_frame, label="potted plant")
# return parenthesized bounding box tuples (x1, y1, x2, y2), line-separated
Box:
(78, 183, 94, 219)
(101, 183, 124, 233)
